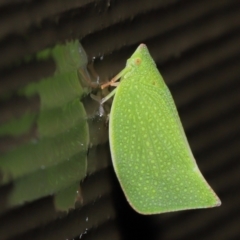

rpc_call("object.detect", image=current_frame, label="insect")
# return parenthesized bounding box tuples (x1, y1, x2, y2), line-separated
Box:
(100, 44, 221, 214)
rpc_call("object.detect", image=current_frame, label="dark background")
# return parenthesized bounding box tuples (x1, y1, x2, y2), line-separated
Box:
(0, 0, 240, 239)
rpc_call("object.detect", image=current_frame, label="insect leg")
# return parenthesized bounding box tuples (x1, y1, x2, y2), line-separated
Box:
(100, 87, 118, 104)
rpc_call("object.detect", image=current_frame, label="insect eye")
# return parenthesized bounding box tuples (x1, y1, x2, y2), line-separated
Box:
(134, 58, 142, 65)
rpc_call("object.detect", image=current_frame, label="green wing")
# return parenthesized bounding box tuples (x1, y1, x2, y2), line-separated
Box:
(109, 71, 220, 215)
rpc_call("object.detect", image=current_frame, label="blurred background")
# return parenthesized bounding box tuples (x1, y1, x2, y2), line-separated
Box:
(0, 0, 239, 239)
